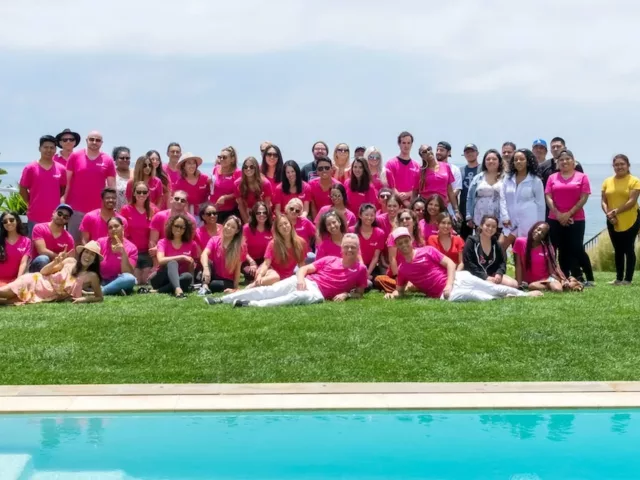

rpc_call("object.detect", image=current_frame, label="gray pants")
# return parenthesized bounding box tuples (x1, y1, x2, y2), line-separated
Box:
(67, 211, 85, 244)
(149, 260, 193, 294)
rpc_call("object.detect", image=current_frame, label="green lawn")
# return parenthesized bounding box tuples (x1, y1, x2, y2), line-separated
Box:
(1, 272, 639, 385)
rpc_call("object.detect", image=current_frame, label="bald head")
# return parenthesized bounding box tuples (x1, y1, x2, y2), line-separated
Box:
(86, 130, 103, 152)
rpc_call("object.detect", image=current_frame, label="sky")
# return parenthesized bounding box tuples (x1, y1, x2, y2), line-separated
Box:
(1, 0, 640, 168)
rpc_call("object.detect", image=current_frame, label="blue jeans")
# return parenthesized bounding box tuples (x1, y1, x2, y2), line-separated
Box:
(29, 254, 51, 273)
(101, 273, 137, 296)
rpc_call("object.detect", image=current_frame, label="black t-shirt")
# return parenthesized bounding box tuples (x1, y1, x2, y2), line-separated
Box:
(301, 160, 318, 182)
(460, 164, 479, 216)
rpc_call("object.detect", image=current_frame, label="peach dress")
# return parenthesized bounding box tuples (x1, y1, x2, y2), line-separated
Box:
(8, 262, 83, 304)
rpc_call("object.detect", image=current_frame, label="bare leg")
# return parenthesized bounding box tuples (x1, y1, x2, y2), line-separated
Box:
(500, 274, 519, 288)
(247, 270, 282, 289)
(528, 281, 550, 291)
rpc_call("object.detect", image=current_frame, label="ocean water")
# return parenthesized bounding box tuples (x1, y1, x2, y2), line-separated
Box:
(0, 160, 612, 239)
(0, 409, 639, 479)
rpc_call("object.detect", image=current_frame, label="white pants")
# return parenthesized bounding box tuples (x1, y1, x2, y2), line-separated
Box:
(448, 271, 526, 302)
(221, 276, 324, 308)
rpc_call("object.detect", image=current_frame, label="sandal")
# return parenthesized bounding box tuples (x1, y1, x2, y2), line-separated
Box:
(175, 292, 187, 299)
(138, 287, 151, 294)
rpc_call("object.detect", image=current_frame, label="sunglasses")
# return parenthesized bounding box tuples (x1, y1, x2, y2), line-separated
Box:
(413, 207, 425, 212)
(88, 137, 102, 143)
(368, 155, 381, 161)
(172, 224, 186, 230)
(60, 138, 76, 143)
(2, 217, 16, 225)
(330, 193, 342, 199)
(256, 211, 268, 216)
(336, 148, 349, 153)
(288, 208, 301, 214)
(143, 163, 152, 168)
(204, 211, 218, 216)
(119, 156, 131, 161)
(135, 190, 149, 195)
(265, 152, 278, 157)
(56, 211, 71, 220)
(400, 216, 412, 222)
(317, 166, 331, 172)
(173, 197, 187, 203)
(243, 164, 256, 170)
(379, 193, 391, 199)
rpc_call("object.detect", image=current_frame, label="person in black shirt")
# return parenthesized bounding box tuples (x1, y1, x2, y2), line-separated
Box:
(459, 143, 480, 238)
(301, 141, 330, 182)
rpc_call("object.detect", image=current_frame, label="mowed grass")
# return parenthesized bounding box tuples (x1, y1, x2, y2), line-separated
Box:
(1, 272, 639, 385)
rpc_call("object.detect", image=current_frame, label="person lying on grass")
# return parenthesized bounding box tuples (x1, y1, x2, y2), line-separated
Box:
(0, 241, 103, 305)
(384, 227, 542, 302)
(204, 233, 367, 308)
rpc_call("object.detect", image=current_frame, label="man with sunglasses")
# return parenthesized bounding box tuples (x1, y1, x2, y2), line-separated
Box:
(29, 204, 75, 272)
(148, 191, 197, 257)
(19, 135, 68, 236)
(301, 141, 330, 182)
(79, 187, 128, 244)
(53, 128, 81, 167)
(62, 130, 116, 243)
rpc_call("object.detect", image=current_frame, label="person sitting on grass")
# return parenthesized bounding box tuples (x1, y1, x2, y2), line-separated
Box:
(0, 241, 103, 305)
(204, 233, 367, 308)
(384, 227, 542, 302)
(0, 212, 31, 286)
(29, 204, 75, 273)
(97, 217, 138, 296)
(201, 215, 246, 293)
(79, 187, 127, 244)
(513, 222, 565, 292)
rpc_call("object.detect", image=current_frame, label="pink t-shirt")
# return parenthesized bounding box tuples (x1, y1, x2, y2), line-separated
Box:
(308, 178, 340, 213)
(194, 224, 223, 251)
(345, 185, 378, 217)
(315, 205, 357, 228)
(31, 223, 75, 258)
(65, 150, 116, 213)
(315, 236, 344, 259)
(273, 182, 311, 211)
(163, 164, 181, 189)
(413, 162, 454, 204)
(264, 174, 280, 191)
(156, 238, 199, 274)
(19, 161, 67, 223)
(397, 246, 447, 299)
(376, 213, 393, 238)
(545, 172, 591, 221)
(79, 209, 128, 242)
(125, 177, 164, 207)
(420, 219, 439, 240)
(386, 157, 420, 194)
(120, 204, 158, 252)
(242, 224, 273, 260)
(204, 236, 247, 280)
(209, 169, 241, 212)
(265, 240, 308, 279)
(351, 226, 385, 266)
(307, 256, 368, 299)
(234, 177, 273, 209)
(53, 153, 69, 167)
(371, 173, 384, 192)
(97, 236, 138, 281)
(149, 209, 197, 240)
(513, 237, 553, 283)
(386, 234, 419, 265)
(0, 235, 31, 283)
(295, 217, 316, 244)
(174, 174, 210, 209)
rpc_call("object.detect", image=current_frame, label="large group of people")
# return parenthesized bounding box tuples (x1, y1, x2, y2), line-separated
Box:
(1, 129, 638, 308)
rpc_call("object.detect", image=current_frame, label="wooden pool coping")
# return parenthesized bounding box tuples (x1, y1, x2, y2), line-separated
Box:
(1, 382, 640, 413)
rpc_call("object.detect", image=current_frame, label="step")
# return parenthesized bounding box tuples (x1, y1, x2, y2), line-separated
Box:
(0, 454, 32, 480)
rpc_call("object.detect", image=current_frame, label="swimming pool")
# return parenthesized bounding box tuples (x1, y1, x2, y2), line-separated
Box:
(1, 409, 638, 479)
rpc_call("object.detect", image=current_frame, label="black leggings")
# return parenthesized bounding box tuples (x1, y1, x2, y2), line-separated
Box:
(150, 261, 193, 294)
(548, 219, 594, 282)
(205, 260, 236, 292)
(607, 213, 640, 282)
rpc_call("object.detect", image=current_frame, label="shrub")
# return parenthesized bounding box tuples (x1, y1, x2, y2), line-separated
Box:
(589, 233, 640, 272)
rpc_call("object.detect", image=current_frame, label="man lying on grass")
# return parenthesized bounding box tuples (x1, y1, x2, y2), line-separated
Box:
(384, 227, 543, 302)
(204, 233, 367, 307)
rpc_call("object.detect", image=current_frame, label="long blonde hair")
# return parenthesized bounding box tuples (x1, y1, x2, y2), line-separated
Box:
(222, 215, 244, 272)
(132, 155, 155, 184)
(273, 214, 305, 265)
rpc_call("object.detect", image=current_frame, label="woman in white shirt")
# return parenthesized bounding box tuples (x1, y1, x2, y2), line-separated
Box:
(499, 148, 545, 249)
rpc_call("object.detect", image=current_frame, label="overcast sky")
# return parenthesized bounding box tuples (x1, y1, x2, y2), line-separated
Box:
(1, 0, 639, 167)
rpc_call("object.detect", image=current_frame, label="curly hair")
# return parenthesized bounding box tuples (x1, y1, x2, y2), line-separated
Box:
(165, 213, 194, 242)
(509, 148, 539, 178)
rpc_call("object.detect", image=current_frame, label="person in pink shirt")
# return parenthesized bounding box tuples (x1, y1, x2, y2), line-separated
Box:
(332, 143, 351, 183)
(427, 212, 465, 268)
(148, 190, 197, 249)
(261, 144, 283, 189)
(544, 149, 594, 283)
(120, 181, 159, 285)
(315, 210, 348, 259)
(384, 227, 541, 302)
(285, 198, 316, 262)
(414, 144, 460, 216)
(194, 203, 223, 252)
(236, 157, 273, 223)
(386, 131, 420, 206)
(410, 196, 427, 222)
(386, 209, 424, 277)
(314, 184, 357, 228)
(29, 204, 75, 273)
(210, 146, 241, 223)
(53, 128, 80, 167)
(345, 157, 378, 216)
(201, 215, 246, 293)
(351, 203, 385, 282)
(146, 213, 197, 298)
(308, 156, 340, 218)
(147, 149, 171, 210)
(19, 135, 67, 234)
(513, 222, 564, 292)
(242, 202, 273, 281)
(274, 160, 310, 217)
(125, 155, 165, 208)
(79, 188, 127, 244)
(62, 130, 116, 242)
(248, 215, 308, 288)
(375, 192, 402, 239)
(419, 194, 447, 243)
(162, 142, 182, 188)
(173, 152, 210, 218)
(97, 217, 138, 295)
(363, 147, 388, 192)
(204, 233, 367, 308)
(0, 212, 31, 285)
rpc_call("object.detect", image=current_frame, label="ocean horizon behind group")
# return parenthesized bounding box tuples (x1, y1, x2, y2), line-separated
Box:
(0, 128, 638, 307)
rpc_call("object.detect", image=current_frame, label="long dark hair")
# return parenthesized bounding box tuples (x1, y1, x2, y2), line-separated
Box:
(348, 157, 371, 192)
(0, 211, 26, 263)
(248, 201, 273, 233)
(261, 144, 284, 183)
(482, 149, 504, 175)
(73, 249, 102, 281)
(282, 160, 303, 194)
(240, 157, 264, 199)
(147, 149, 170, 193)
(130, 181, 153, 220)
(394, 209, 424, 246)
(354, 203, 378, 235)
(330, 183, 349, 209)
(317, 209, 347, 239)
(525, 221, 555, 272)
(509, 148, 539, 178)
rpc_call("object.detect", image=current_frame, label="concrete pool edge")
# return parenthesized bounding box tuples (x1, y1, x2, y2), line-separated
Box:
(1, 382, 640, 412)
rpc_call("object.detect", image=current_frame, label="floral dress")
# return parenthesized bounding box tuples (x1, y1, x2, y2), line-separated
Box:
(8, 262, 83, 304)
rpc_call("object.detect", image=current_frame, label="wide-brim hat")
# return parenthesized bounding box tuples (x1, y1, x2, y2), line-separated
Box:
(76, 240, 103, 260)
(177, 152, 203, 169)
(55, 129, 81, 148)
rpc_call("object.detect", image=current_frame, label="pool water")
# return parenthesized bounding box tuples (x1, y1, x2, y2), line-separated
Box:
(1, 409, 639, 479)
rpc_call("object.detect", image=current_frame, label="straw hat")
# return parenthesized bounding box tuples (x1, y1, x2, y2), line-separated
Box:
(76, 240, 104, 260)
(177, 152, 203, 169)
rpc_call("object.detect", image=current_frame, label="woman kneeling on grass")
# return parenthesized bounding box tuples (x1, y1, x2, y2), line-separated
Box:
(97, 217, 138, 296)
(247, 215, 308, 288)
(0, 241, 103, 305)
(204, 234, 367, 308)
(201, 215, 246, 293)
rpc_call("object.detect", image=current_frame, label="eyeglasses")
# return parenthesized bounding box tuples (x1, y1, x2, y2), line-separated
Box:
(56, 211, 71, 220)
(88, 137, 102, 143)
(243, 164, 256, 170)
(60, 138, 76, 143)
(2, 217, 16, 225)
(256, 211, 268, 217)
(265, 152, 278, 157)
(317, 166, 331, 172)
(118, 156, 131, 161)
(336, 148, 349, 153)
(205, 211, 218, 216)
(135, 190, 149, 195)
(172, 224, 186, 230)
(173, 197, 187, 203)
(288, 208, 301, 214)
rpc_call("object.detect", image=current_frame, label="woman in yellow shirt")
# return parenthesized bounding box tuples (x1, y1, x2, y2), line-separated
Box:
(601, 154, 640, 285)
